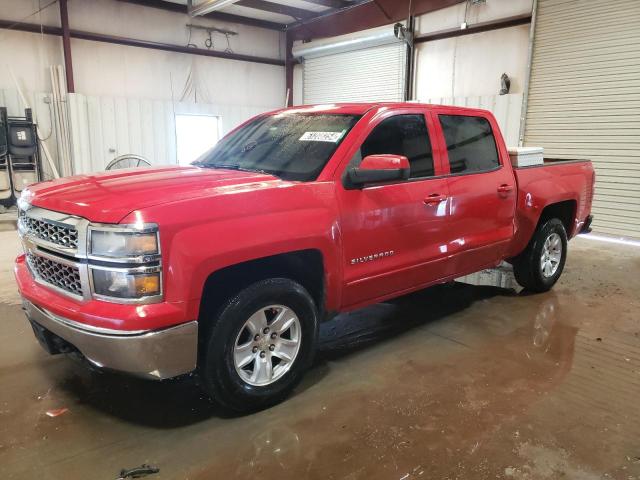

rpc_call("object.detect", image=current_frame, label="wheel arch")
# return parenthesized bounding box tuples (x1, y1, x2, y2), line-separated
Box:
(509, 197, 578, 259)
(538, 199, 577, 237)
(196, 249, 325, 349)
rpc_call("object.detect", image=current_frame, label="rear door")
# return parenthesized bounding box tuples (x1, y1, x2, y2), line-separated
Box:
(336, 109, 452, 308)
(432, 110, 516, 274)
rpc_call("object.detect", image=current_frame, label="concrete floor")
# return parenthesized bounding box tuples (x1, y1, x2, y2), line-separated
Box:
(0, 229, 639, 480)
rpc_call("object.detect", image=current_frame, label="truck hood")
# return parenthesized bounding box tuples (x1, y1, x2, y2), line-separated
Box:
(25, 166, 280, 223)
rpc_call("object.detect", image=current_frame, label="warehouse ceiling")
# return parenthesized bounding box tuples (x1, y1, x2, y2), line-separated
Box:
(162, 0, 368, 26)
(116, 0, 465, 36)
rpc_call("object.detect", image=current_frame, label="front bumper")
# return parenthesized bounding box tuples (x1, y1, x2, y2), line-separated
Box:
(23, 300, 198, 380)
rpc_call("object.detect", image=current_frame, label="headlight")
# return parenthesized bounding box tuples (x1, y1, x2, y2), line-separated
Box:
(92, 268, 161, 299)
(17, 188, 32, 211)
(89, 226, 159, 260)
(88, 223, 162, 303)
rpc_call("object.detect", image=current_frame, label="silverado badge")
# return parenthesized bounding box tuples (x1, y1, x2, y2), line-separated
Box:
(350, 251, 395, 265)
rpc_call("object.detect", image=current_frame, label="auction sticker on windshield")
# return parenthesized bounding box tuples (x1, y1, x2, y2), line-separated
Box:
(299, 131, 345, 143)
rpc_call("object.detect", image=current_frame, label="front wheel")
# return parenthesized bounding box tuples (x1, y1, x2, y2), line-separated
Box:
(199, 278, 318, 412)
(513, 218, 568, 293)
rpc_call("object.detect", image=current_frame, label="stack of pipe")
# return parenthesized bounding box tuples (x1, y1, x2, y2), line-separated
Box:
(49, 65, 73, 177)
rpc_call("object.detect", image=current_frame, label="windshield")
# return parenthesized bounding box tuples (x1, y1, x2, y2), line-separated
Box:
(195, 113, 361, 181)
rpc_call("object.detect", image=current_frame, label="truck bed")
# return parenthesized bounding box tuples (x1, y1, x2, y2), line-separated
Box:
(513, 158, 592, 169)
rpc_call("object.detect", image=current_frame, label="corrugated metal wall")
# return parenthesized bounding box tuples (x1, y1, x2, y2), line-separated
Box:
(303, 43, 407, 104)
(421, 93, 523, 147)
(67, 95, 179, 173)
(524, 0, 640, 238)
(2, 89, 278, 177)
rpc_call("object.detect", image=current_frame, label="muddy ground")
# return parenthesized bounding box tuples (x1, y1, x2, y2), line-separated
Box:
(0, 229, 638, 479)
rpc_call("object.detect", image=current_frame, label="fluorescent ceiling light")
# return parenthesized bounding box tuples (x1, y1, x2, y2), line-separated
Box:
(188, 0, 240, 16)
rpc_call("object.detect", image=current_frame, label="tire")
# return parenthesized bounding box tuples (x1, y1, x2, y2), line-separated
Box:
(513, 218, 568, 293)
(199, 278, 319, 412)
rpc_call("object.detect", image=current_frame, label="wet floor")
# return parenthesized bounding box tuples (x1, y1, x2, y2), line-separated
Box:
(0, 231, 639, 479)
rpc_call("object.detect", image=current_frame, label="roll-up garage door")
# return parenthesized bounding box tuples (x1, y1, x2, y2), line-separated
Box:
(524, 0, 640, 238)
(302, 43, 407, 105)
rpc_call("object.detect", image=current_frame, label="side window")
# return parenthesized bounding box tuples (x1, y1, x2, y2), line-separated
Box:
(439, 115, 500, 174)
(359, 114, 434, 178)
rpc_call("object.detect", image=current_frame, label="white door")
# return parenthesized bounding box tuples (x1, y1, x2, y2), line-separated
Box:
(524, 0, 640, 238)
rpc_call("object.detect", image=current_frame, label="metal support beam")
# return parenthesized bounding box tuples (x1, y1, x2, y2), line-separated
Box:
(285, 31, 294, 106)
(59, 0, 75, 93)
(414, 13, 532, 43)
(72, 29, 285, 66)
(0, 20, 59, 35)
(287, 0, 464, 41)
(373, 0, 392, 20)
(0, 20, 284, 67)
(404, 15, 414, 101)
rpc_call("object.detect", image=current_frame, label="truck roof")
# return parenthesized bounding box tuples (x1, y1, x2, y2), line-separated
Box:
(271, 102, 490, 116)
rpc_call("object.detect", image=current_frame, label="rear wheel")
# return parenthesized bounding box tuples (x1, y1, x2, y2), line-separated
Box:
(513, 218, 568, 293)
(200, 278, 318, 412)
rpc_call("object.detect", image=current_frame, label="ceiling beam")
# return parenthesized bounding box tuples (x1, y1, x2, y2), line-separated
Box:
(299, 0, 351, 8)
(372, 0, 391, 20)
(116, 0, 286, 30)
(287, 0, 465, 40)
(236, 0, 317, 20)
(286, 0, 372, 31)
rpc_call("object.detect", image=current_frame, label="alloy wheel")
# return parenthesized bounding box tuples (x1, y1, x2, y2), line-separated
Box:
(233, 305, 302, 386)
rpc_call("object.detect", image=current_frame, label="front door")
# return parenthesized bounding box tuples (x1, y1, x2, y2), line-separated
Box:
(336, 111, 452, 309)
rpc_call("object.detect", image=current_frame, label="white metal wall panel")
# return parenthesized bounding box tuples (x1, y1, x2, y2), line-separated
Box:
(524, 0, 640, 238)
(421, 94, 523, 147)
(303, 43, 407, 104)
(68, 94, 274, 174)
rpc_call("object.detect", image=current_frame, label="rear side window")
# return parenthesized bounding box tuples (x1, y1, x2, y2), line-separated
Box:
(439, 115, 500, 174)
(359, 114, 434, 178)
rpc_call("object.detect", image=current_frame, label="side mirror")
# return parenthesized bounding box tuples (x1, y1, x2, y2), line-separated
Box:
(345, 154, 410, 189)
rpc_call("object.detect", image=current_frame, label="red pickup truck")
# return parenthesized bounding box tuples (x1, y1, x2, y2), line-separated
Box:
(15, 103, 594, 411)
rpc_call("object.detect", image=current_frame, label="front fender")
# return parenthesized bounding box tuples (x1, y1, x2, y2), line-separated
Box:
(122, 182, 343, 323)
(176, 209, 341, 320)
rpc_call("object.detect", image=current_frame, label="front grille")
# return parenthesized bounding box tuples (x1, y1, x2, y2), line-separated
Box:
(27, 253, 83, 297)
(20, 213, 79, 249)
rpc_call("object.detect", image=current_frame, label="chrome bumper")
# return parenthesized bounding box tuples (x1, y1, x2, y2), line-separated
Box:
(23, 300, 198, 380)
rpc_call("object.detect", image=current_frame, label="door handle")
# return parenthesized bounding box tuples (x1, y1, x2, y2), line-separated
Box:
(497, 184, 514, 194)
(424, 193, 447, 205)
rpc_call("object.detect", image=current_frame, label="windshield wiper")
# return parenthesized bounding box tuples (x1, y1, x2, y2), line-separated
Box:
(196, 163, 274, 177)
